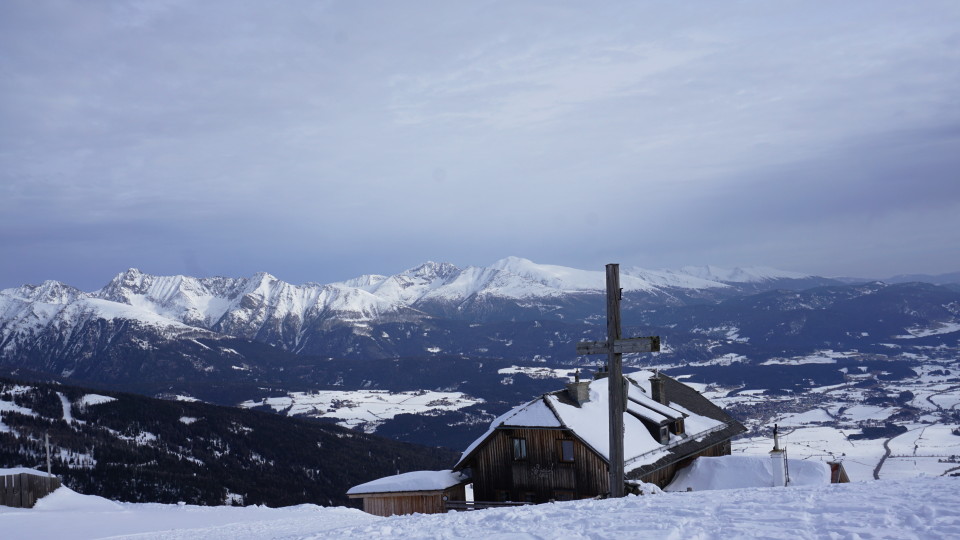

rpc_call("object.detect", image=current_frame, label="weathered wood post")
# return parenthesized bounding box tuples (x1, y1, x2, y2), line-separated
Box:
(575, 263, 660, 498)
(605, 264, 625, 498)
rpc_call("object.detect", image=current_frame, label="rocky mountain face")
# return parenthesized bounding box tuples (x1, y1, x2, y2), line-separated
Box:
(0, 257, 837, 361)
(2, 259, 959, 451)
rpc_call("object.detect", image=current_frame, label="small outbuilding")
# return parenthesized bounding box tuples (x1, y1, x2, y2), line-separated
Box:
(347, 469, 470, 517)
(1, 467, 61, 508)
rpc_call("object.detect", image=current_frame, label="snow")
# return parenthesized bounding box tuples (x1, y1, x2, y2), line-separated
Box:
(0, 398, 37, 420)
(895, 321, 960, 338)
(0, 259, 825, 354)
(664, 455, 831, 491)
(760, 350, 853, 366)
(497, 366, 577, 380)
(457, 371, 725, 471)
(57, 392, 76, 423)
(346, 470, 468, 495)
(239, 389, 483, 432)
(778, 408, 836, 425)
(0, 466, 53, 477)
(678, 265, 812, 283)
(78, 394, 117, 407)
(2, 478, 959, 539)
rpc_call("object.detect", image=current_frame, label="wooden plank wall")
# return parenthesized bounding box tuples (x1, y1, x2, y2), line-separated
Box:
(0, 473, 61, 508)
(471, 428, 607, 503)
(361, 492, 445, 516)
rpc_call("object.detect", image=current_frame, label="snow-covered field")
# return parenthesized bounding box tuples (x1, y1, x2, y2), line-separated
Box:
(2, 477, 958, 539)
(238, 389, 482, 432)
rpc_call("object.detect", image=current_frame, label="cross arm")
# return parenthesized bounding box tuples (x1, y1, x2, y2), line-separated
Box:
(575, 336, 660, 355)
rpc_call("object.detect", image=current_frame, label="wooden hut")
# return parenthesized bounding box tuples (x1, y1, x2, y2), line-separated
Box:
(453, 371, 745, 504)
(347, 469, 469, 516)
(1, 468, 61, 508)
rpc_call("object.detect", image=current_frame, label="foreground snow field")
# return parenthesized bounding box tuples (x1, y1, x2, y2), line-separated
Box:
(1, 477, 958, 539)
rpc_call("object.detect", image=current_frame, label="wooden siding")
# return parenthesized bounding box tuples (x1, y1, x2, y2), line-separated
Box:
(467, 428, 734, 500)
(1, 473, 60, 508)
(470, 428, 607, 503)
(350, 484, 466, 517)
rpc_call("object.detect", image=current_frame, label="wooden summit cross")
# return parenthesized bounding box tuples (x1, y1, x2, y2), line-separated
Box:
(575, 264, 660, 498)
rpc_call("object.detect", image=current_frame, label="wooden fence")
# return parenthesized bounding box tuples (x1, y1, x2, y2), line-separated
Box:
(0, 473, 61, 508)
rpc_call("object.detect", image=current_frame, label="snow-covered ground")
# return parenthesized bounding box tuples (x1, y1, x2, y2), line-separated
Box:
(238, 389, 482, 432)
(2, 477, 957, 539)
(496, 365, 578, 380)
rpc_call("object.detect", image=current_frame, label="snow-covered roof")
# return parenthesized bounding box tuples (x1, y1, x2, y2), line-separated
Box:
(456, 371, 735, 473)
(665, 455, 831, 492)
(0, 467, 53, 477)
(346, 470, 469, 496)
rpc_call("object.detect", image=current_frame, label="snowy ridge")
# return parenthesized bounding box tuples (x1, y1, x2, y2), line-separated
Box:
(0, 257, 813, 354)
(679, 264, 811, 283)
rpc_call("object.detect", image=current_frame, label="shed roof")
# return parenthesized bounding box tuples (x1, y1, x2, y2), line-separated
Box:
(347, 469, 469, 496)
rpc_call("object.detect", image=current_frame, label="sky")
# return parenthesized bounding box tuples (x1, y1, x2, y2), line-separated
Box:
(2, 1, 959, 291)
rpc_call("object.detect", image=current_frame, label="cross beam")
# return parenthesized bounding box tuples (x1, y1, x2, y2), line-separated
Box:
(575, 264, 660, 498)
(575, 336, 660, 356)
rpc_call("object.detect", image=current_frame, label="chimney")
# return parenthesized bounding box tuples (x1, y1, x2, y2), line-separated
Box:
(649, 371, 667, 405)
(566, 370, 591, 406)
(593, 364, 609, 380)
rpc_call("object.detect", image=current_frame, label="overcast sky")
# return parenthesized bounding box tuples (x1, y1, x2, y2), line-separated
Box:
(2, 1, 959, 290)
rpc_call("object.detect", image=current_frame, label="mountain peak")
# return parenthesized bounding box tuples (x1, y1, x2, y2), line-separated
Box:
(490, 256, 535, 270)
(403, 261, 460, 280)
(9, 280, 83, 304)
(250, 271, 278, 283)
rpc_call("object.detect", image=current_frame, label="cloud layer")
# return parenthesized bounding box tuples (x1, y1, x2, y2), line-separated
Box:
(2, 1, 959, 289)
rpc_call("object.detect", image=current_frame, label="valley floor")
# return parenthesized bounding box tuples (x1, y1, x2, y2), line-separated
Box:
(2, 476, 958, 539)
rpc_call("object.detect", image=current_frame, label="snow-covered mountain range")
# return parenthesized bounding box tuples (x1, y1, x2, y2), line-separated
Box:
(1, 257, 958, 460)
(0, 257, 826, 357)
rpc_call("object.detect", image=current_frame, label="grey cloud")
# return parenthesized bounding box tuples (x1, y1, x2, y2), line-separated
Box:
(2, 1, 959, 288)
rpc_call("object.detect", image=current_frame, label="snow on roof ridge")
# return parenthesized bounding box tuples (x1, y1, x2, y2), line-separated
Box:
(347, 469, 468, 495)
(456, 370, 730, 470)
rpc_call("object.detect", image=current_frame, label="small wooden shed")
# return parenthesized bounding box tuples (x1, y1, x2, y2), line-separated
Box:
(1, 468, 61, 508)
(347, 469, 470, 517)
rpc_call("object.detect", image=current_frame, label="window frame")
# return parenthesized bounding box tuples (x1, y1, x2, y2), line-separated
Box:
(512, 437, 528, 461)
(558, 439, 575, 463)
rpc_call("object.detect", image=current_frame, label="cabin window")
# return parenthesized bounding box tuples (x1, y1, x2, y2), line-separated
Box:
(659, 425, 670, 443)
(512, 438, 527, 461)
(558, 440, 575, 462)
(673, 418, 685, 435)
